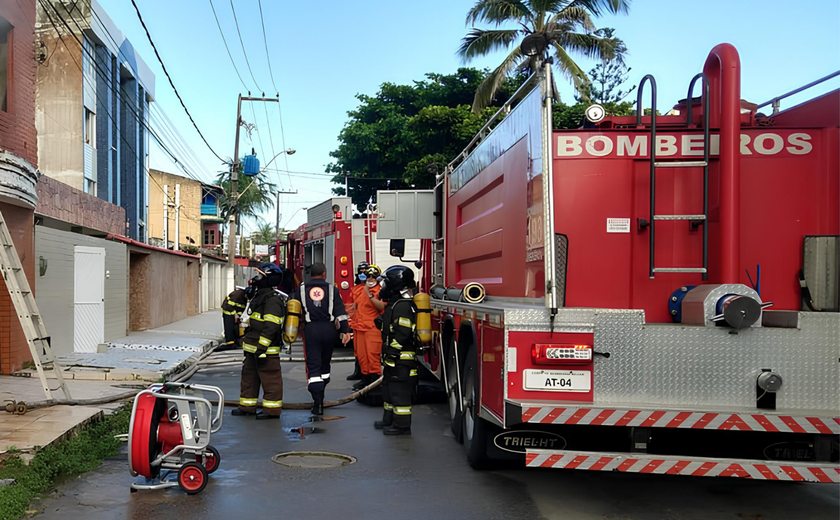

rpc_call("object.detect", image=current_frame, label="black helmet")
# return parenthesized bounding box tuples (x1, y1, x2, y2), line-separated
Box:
(253, 263, 283, 289)
(380, 266, 415, 300)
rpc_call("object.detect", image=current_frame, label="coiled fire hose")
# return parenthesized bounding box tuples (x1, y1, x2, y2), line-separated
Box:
(430, 282, 485, 304)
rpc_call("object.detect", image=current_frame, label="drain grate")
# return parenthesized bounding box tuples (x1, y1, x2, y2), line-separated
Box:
(272, 451, 357, 468)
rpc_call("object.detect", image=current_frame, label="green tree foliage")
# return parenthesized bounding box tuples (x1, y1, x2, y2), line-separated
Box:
(215, 160, 277, 220)
(327, 68, 526, 207)
(458, 0, 631, 112)
(253, 221, 279, 245)
(576, 28, 635, 104)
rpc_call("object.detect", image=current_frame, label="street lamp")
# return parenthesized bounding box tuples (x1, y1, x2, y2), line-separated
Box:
(520, 32, 549, 57)
(263, 149, 297, 170)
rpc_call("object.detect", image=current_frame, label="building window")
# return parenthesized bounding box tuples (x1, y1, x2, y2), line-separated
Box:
(84, 108, 96, 145)
(84, 178, 96, 196)
(204, 229, 216, 246)
(0, 16, 11, 113)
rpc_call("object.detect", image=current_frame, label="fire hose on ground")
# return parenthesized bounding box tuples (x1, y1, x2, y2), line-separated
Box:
(18, 344, 380, 412)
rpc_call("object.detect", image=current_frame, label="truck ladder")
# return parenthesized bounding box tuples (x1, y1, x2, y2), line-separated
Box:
(0, 209, 72, 400)
(637, 73, 710, 280)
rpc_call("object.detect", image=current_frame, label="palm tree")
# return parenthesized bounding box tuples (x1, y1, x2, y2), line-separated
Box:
(458, 0, 630, 112)
(253, 221, 279, 245)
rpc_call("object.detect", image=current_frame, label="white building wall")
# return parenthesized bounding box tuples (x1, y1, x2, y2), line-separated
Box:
(35, 226, 127, 355)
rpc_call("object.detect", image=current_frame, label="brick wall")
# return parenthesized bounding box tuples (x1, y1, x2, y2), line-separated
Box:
(0, 0, 37, 375)
(36, 174, 126, 235)
(0, 0, 37, 168)
(0, 203, 36, 374)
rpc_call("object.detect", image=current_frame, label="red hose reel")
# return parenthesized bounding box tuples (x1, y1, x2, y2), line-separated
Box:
(128, 382, 224, 494)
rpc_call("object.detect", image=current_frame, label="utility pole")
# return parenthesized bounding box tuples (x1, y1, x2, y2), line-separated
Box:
(275, 189, 298, 236)
(227, 94, 243, 269)
(163, 184, 169, 248)
(228, 95, 282, 271)
(174, 184, 180, 251)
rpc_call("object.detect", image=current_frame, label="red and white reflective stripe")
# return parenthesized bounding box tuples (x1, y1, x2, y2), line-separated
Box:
(525, 450, 840, 483)
(521, 406, 840, 435)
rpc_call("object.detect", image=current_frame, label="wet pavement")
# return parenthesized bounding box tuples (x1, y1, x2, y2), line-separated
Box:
(28, 350, 840, 520)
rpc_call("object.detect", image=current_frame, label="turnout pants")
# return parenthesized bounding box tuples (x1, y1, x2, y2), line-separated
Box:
(381, 364, 417, 429)
(304, 322, 336, 404)
(239, 353, 284, 416)
(353, 328, 382, 376)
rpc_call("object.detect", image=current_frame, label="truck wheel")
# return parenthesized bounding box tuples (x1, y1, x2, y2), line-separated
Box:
(445, 337, 463, 442)
(462, 344, 492, 468)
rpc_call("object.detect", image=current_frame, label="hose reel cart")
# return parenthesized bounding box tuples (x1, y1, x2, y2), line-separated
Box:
(128, 382, 224, 494)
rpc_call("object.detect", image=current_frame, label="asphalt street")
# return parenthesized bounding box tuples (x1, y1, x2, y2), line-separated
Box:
(28, 348, 840, 520)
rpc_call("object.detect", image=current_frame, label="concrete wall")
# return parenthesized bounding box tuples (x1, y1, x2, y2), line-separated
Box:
(34, 27, 85, 190)
(147, 170, 202, 249)
(34, 226, 127, 356)
(128, 246, 199, 331)
(200, 259, 226, 313)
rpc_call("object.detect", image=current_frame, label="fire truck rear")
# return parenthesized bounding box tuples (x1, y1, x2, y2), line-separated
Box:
(403, 44, 839, 481)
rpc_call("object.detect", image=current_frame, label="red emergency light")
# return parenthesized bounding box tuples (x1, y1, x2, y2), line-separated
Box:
(335, 211, 342, 219)
(531, 344, 592, 365)
(340, 269, 349, 278)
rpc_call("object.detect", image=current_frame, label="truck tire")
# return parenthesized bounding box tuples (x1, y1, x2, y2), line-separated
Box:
(444, 336, 463, 442)
(462, 344, 492, 468)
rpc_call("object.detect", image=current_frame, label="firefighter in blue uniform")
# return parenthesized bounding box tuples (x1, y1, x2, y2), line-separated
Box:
(372, 267, 419, 435)
(232, 264, 286, 419)
(291, 261, 350, 415)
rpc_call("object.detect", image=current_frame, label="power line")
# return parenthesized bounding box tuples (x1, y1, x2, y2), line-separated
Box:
(228, 0, 262, 92)
(256, 0, 277, 93)
(206, 0, 248, 91)
(70, 0, 212, 184)
(129, 0, 225, 162)
(38, 0, 199, 222)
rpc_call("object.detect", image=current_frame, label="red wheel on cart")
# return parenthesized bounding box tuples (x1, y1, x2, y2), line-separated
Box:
(178, 462, 208, 494)
(197, 445, 220, 474)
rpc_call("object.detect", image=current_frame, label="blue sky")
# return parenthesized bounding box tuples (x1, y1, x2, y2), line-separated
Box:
(97, 0, 840, 232)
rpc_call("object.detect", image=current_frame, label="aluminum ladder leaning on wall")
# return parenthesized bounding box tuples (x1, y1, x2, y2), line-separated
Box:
(0, 208, 72, 401)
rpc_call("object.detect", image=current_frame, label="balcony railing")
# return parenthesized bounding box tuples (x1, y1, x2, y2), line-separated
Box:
(201, 204, 219, 216)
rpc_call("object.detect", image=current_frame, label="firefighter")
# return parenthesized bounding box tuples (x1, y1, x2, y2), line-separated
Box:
(372, 267, 419, 435)
(221, 284, 251, 349)
(232, 263, 286, 420)
(349, 264, 384, 391)
(291, 261, 350, 415)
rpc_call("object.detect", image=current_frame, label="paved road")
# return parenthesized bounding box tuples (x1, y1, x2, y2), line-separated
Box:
(30, 352, 839, 520)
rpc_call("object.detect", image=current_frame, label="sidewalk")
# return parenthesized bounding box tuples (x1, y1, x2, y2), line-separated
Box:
(0, 311, 223, 456)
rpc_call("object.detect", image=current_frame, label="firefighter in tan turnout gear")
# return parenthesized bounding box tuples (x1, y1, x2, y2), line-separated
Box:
(232, 263, 286, 420)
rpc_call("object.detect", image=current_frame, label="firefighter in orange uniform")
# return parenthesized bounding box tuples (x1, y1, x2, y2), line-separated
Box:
(349, 264, 384, 390)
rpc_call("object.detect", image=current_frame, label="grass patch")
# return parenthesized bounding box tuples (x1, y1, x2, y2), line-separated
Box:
(0, 405, 131, 520)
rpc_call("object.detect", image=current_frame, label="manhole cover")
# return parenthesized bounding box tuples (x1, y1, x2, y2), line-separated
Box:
(272, 452, 356, 468)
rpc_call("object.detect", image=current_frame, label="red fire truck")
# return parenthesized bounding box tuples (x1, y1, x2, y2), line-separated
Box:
(400, 44, 839, 481)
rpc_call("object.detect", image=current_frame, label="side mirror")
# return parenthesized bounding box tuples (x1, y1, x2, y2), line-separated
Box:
(389, 239, 406, 258)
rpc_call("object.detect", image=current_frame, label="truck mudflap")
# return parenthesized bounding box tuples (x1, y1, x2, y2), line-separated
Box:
(524, 449, 840, 483)
(510, 403, 840, 435)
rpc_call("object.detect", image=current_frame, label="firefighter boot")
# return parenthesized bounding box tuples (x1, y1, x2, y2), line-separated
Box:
(347, 360, 362, 381)
(374, 408, 393, 430)
(311, 401, 324, 416)
(383, 425, 411, 436)
(255, 411, 280, 420)
(231, 409, 254, 416)
(352, 374, 371, 391)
